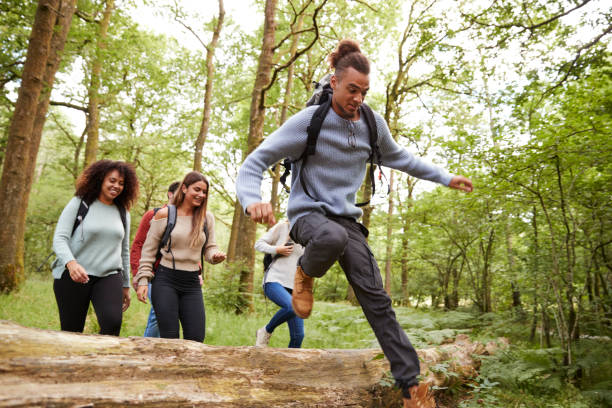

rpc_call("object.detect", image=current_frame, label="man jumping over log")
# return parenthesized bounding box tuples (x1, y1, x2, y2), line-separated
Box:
(236, 39, 473, 407)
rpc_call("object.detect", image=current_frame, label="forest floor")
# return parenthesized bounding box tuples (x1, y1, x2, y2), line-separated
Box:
(1, 276, 610, 407)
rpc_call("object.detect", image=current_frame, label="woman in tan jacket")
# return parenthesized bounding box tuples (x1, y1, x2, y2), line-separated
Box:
(135, 171, 225, 342)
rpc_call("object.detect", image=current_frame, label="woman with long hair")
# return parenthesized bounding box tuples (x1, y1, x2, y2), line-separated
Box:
(52, 159, 139, 336)
(134, 171, 226, 342)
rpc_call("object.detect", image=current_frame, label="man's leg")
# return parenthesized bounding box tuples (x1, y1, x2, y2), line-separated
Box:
(335, 218, 422, 401)
(290, 212, 348, 318)
(143, 283, 160, 337)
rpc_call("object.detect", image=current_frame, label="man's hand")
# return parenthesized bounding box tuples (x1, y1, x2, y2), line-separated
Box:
(66, 260, 89, 283)
(122, 287, 131, 312)
(448, 175, 473, 193)
(276, 244, 294, 256)
(136, 285, 148, 304)
(246, 202, 276, 226)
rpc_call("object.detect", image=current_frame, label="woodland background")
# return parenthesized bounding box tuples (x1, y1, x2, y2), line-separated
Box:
(0, 0, 610, 406)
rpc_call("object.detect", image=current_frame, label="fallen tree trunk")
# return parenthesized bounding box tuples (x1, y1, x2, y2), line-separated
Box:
(0, 321, 504, 407)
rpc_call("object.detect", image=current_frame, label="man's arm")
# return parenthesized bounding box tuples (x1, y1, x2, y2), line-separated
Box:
(374, 114, 473, 191)
(236, 108, 313, 225)
(130, 209, 154, 277)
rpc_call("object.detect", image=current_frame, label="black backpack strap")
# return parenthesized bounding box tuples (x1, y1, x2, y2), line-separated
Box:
(299, 99, 332, 202)
(116, 203, 127, 233)
(199, 217, 209, 274)
(157, 204, 177, 270)
(355, 103, 381, 208)
(71, 199, 90, 236)
(278, 159, 292, 193)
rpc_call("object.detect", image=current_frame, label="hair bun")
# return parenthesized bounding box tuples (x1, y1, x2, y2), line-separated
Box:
(328, 39, 361, 70)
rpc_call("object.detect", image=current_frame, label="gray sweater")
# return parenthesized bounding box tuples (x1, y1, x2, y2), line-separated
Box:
(237, 105, 453, 227)
(52, 197, 131, 287)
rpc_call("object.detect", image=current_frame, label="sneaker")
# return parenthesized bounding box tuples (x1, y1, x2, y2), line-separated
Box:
(291, 265, 314, 319)
(255, 327, 272, 347)
(403, 383, 435, 408)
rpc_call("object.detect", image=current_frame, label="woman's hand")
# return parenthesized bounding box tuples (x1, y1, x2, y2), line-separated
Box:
(136, 285, 148, 304)
(66, 260, 89, 283)
(212, 252, 226, 264)
(275, 244, 294, 256)
(122, 287, 131, 312)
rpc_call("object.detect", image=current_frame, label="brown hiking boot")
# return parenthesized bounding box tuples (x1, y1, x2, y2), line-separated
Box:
(291, 265, 314, 319)
(403, 383, 435, 408)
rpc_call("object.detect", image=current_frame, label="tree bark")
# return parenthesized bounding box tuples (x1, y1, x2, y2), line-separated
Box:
(233, 0, 278, 313)
(269, 14, 304, 215)
(0, 0, 60, 293)
(19, 0, 77, 271)
(384, 171, 395, 295)
(193, 0, 225, 172)
(83, 0, 114, 167)
(0, 321, 502, 407)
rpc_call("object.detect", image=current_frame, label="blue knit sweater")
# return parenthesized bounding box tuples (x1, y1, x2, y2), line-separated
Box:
(52, 197, 131, 287)
(236, 106, 453, 227)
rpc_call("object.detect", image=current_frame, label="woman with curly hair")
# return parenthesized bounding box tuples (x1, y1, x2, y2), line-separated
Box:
(52, 159, 139, 336)
(134, 171, 226, 342)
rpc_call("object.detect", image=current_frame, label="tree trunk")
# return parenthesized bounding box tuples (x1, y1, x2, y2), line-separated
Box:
(360, 172, 373, 229)
(233, 0, 278, 313)
(269, 15, 303, 215)
(0, 321, 501, 407)
(383, 171, 395, 295)
(84, 0, 114, 167)
(193, 0, 225, 172)
(226, 202, 242, 261)
(20, 0, 77, 266)
(0, 0, 60, 293)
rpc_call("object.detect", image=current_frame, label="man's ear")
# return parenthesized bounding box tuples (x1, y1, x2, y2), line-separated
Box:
(330, 74, 337, 91)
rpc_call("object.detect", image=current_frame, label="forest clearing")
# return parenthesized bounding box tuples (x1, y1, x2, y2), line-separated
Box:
(0, 0, 611, 406)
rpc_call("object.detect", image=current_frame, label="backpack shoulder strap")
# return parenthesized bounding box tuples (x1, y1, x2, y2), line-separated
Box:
(71, 199, 90, 236)
(304, 98, 332, 159)
(158, 204, 177, 253)
(299, 99, 333, 202)
(361, 103, 380, 163)
(356, 103, 380, 208)
(116, 204, 127, 233)
(199, 216, 209, 273)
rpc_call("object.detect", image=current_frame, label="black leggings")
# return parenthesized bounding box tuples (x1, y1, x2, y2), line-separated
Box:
(151, 265, 205, 342)
(53, 270, 123, 335)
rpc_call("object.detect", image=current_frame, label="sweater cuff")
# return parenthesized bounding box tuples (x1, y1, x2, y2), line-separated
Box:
(441, 173, 454, 187)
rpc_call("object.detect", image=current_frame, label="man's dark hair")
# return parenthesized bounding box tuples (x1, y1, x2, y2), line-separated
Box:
(168, 181, 180, 194)
(328, 39, 370, 79)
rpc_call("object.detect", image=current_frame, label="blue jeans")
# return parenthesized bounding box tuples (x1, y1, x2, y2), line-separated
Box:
(264, 282, 304, 348)
(143, 283, 160, 337)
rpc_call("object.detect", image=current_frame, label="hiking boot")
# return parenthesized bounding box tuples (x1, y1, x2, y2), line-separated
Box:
(255, 327, 272, 347)
(291, 265, 314, 319)
(403, 383, 436, 408)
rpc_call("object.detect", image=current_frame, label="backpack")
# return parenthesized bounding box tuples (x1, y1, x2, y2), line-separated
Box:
(276, 73, 384, 207)
(72, 199, 127, 236)
(263, 253, 276, 271)
(156, 204, 209, 272)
